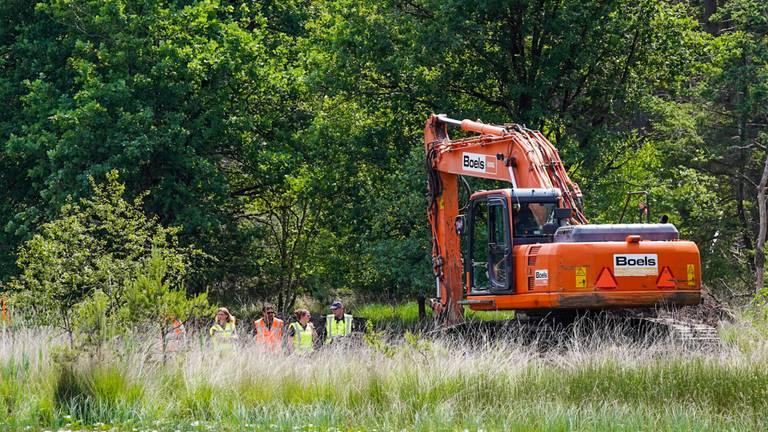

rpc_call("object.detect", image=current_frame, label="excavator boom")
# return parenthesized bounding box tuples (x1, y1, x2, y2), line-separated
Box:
(425, 115, 587, 223)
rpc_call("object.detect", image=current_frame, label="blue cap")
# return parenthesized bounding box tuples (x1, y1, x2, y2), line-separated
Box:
(330, 301, 343, 310)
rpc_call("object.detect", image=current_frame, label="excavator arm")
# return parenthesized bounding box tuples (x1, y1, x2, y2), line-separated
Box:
(425, 114, 587, 322)
(425, 114, 587, 219)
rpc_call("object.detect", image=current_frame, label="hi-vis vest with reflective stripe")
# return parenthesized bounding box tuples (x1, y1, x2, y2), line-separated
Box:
(254, 317, 284, 352)
(172, 318, 186, 335)
(325, 314, 353, 342)
(289, 322, 313, 353)
(209, 321, 237, 349)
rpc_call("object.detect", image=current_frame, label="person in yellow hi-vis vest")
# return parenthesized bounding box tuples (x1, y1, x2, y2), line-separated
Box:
(209, 307, 238, 351)
(325, 300, 353, 344)
(287, 309, 315, 354)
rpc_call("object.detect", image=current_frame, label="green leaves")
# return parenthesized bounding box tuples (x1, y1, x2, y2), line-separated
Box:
(123, 249, 212, 355)
(9, 170, 202, 344)
(1, 0, 767, 305)
(0, 0, 307, 291)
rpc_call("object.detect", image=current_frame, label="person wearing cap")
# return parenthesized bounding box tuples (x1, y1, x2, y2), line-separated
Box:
(325, 300, 353, 344)
(287, 309, 315, 354)
(210, 307, 238, 351)
(254, 303, 284, 354)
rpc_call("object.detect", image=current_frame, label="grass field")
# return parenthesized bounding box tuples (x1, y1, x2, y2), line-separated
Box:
(356, 301, 516, 329)
(2, 316, 768, 431)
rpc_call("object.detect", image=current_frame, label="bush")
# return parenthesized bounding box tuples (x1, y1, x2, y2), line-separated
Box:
(9, 170, 208, 351)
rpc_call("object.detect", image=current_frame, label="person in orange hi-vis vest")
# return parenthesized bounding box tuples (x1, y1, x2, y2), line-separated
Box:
(172, 318, 186, 334)
(166, 317, 187, 353)
(253, 303, 284, 354)
(1, 298, 8, 324)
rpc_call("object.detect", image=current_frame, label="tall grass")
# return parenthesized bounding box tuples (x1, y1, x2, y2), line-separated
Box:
(1, 322, 767, 431)
(357, 301, 516, 330)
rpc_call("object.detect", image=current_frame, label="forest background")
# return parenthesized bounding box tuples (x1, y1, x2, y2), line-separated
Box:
(1, 0, 767, 320)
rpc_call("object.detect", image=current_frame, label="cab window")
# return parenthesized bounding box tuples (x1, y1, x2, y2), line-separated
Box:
(470, 200, 489, 290)
(513, 202, 556, 237)
(488, 202, 507, 286)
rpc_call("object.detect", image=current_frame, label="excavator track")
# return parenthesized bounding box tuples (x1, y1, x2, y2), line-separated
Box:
(434, 309, 721, 350)
(638, 317, 720, 346)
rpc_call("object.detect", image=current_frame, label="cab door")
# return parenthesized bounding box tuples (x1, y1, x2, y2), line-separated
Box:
(466, 195, 514, 294)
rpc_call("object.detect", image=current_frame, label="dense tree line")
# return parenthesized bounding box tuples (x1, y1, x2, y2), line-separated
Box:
(1, 0, 767, 312)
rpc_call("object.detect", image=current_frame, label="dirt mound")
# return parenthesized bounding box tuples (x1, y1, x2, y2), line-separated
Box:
(674, 287, 736, 326)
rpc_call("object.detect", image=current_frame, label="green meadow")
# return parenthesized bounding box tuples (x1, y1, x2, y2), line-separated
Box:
(2, 316, 767, 431)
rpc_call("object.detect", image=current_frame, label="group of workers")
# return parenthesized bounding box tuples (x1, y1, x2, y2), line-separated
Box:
(208, 300, 353, 354)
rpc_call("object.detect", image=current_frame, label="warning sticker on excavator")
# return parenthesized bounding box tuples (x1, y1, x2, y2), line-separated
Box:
(687, 264, 695, 286)
(575, 267, 587, 288)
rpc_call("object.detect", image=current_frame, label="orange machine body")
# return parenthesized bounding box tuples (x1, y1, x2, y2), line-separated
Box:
(424, 115, 701, 321)
(465, 193, 700, 311)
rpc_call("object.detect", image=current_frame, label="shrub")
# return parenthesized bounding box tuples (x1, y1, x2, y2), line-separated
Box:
(9, 170, 208, 351)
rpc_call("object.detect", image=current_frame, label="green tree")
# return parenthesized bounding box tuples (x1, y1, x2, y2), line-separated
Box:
(70, 289, 114, 360)
(124, 250, 211, 362)
(674, 0, 768, 294)
(0, 0, 312, 297)
(5, 0, 763, 308)
(310, 0, 702, 151)
(9, 170, 198, 344)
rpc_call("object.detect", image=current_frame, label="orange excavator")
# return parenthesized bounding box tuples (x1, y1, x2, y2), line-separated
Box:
(425, 114, 702, 325)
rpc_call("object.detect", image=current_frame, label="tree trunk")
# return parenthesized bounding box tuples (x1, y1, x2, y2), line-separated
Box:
(702, 0, 721, 35)
(737, 179, 755, 261)
(754, 152, 768, 294)
(62, 309, 74, 348)
(161, 327, 168, 366)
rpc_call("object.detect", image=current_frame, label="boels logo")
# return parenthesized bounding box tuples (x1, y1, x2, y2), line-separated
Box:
(462, 152, 497, 174)
(613, 254, 658, 276)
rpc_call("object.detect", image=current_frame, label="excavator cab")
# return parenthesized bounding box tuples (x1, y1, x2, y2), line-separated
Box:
(465, 188, 568, 295)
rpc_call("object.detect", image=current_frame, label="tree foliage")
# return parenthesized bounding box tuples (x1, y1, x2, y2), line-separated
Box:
(0, 0, 308, 291)
(2, 0, 768, 308)
(9, 170, 206, 345)
(124, 250, 211, 358)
